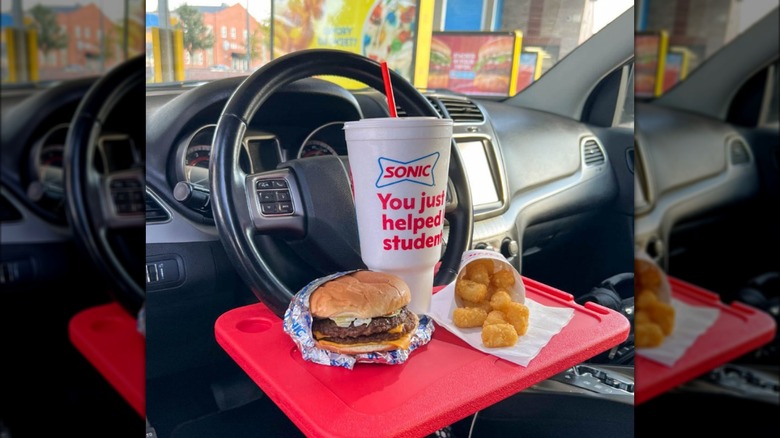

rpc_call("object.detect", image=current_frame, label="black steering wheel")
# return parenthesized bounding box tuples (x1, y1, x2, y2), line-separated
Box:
(64, 55, 146, 316)
(211, 49, 473, 318)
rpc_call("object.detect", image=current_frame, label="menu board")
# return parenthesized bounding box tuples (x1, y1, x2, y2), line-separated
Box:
(515, 51, 538, 92)
(662, 51, 684, 93)
(635, 32, 666, 98)
(273, 0, 418, 82)
(428, 31, 518, 96)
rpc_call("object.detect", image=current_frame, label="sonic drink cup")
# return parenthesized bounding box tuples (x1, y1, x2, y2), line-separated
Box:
(344, 117, 453, 315)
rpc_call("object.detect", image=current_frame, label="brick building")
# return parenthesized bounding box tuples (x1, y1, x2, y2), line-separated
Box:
(47, 3, 121, 72)
(187, 3, 268, 71)
(644, 0, 737, 71)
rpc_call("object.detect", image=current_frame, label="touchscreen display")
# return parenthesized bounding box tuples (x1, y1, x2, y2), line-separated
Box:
(457, 140, 499, 206)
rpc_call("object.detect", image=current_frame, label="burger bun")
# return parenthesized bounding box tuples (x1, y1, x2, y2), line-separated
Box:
(309, 270, 411, 319)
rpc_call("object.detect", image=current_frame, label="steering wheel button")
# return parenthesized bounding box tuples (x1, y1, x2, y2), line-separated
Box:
(125, 179, 142, 188)
(276, 190, 291, 201)
(256, 180, 273, 189)
(110, 179, 126, 189)
(261, 203, 279, 215)
(259, 191, 276, 203)
(277, 202, 293, 214)
(271, 180, 288, 188)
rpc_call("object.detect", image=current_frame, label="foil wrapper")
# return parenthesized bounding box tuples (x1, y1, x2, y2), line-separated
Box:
(283, 270, 435, 369)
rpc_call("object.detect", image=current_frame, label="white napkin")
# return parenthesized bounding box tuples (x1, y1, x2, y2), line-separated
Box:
(430, 281, 575, 367)
(636, 298, 720, 367)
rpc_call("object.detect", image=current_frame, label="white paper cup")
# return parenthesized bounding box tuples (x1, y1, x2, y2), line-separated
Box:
(455, 249, 526, 305)
(635, 249, 671, 305)
(344, 117, 453, 315)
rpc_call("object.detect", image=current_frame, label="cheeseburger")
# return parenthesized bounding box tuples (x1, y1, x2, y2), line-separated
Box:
(309, 271, 419, 354)
(473, 38, 513, 92)
(427, 37, 452, 89)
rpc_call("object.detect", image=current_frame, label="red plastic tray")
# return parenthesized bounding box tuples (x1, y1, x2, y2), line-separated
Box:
(68, 302, 145, 417)
(215, 276, 630, 438)
(635, 276, 776, 405)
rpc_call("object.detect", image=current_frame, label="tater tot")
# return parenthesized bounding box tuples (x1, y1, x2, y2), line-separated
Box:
(466, 264, 491, 287)
(462, 298, 493, 313)
(466, 259, 494, 277)
(634, 310, 651, 325)
(646, 301, 675, 335)
(635, 289, 658, 309)
(482, 323, 519, 348)
(490, 269, 515, 290)
(456, 279, 488, 302)
(635, 259, 662, 291)
(490, 290, 513, 311)
(453, 307, 488, 328)
(483, 310, 507, 327)
(635, 322, 664, 348)
(504, 302, 530, 336)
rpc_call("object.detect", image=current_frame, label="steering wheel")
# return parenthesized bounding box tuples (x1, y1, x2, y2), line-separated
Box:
(211, 49, 473, 318)
(64, 55, 146, 316)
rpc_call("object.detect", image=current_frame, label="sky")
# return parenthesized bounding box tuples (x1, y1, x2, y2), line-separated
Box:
(736, 0, 778, 31)
(592, 0, 634, 33)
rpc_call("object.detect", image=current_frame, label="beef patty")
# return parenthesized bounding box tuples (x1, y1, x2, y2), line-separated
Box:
(312, 308, 417, 344)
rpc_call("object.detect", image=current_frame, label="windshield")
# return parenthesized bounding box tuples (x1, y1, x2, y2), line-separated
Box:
(636, 0, 778, 99)
(1, 0, 145, 85)
(144, 0, 631, 97)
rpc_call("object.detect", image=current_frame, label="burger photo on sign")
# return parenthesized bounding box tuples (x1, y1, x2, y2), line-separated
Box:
(427, 37, 452, 89)
(473, 38, 514, 93)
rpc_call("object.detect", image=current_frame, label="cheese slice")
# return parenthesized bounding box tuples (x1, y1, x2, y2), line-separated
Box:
(387, 323, 405, 334)
(315, 334, 412, 351)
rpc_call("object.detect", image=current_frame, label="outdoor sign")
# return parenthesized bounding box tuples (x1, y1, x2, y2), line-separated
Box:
(427, 31, 521, 96)
(273, 0, 425, 85)
(635, 31, 668, 98)
(662, 47, 691, 93)
(515, 50, 538, 92)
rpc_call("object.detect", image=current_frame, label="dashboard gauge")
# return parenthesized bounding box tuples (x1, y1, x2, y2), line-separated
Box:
(296, 121, 347, 159)
(298, 140, 338, 158)
(182, 125, 215, 187)
(185, 144, 212, 168)
(36, 144, 65, 195)
(39, 143, 64, 169)
(31, 124, 69, 200)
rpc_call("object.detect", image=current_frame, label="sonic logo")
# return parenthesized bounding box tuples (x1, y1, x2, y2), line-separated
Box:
(376, 152, 440, 188)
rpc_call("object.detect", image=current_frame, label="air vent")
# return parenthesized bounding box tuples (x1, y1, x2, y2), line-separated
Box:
(145, 192, 170, 223)
(729, 138, 750, 165)
(438, 97, 484, 123)
(395, 105, 408, 117)
(582, 139, 606, 166)
(1, 194, 23, 222)
(424, 96, 446, 118)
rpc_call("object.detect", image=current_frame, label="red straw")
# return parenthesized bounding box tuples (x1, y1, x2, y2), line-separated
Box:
(381, 61, 398, 117)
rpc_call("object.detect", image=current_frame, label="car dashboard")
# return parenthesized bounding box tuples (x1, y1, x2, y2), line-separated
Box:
(145, 76, 622, 280)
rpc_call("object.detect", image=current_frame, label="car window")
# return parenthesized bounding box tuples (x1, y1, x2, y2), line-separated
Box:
(617, 64, 635, 127)
(636, 0, 778, 99)
(762, 60, 779, 127)
(1, 0, 144, 85)
(144, 0, 631, 97)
